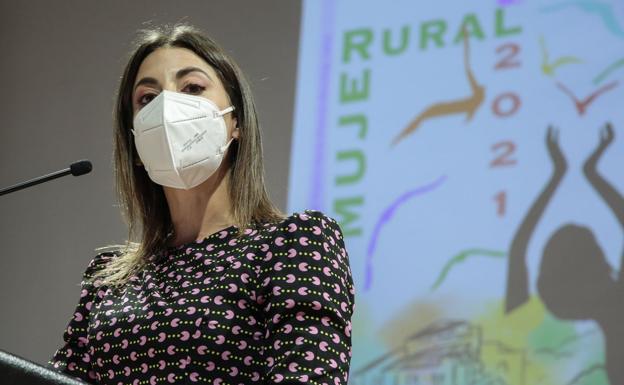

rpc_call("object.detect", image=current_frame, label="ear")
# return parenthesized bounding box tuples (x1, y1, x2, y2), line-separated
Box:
(232, 126, 240, 140)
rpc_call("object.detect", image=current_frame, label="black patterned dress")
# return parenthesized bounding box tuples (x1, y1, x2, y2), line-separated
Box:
(47, 210, 355, 385)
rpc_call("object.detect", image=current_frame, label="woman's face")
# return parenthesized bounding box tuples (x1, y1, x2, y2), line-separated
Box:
(132, 46, 239, 139)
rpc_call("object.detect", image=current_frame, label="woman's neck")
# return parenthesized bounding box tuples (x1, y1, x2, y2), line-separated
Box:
(163, 165, 235, 246)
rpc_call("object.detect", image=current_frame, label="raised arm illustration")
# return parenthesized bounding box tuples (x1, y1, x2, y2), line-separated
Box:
(505, 126, 567, 313)
(583, 122, 624, 282)
(583, 123, 624, 228)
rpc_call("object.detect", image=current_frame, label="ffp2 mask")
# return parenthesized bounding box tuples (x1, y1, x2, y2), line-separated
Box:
(131, 90, 235, 189)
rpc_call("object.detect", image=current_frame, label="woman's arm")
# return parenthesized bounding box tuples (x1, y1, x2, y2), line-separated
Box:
(582, 123, 624, 283)
(505, 126, 566, 312)
(46, 252, 114, 384)
(257, 210, 355, 385)
(583, 123, 624, 229)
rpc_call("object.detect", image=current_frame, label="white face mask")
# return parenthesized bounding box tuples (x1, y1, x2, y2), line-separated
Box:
(131, 90, 235, 189)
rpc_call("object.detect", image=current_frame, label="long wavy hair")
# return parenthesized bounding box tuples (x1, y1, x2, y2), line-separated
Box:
(89, 23, 284, 289)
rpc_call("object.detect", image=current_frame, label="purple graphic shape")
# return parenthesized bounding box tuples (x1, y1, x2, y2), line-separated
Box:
(309, 0, 336, 211)
(498, 0, 522, 5)
(364, 175, 447, 291)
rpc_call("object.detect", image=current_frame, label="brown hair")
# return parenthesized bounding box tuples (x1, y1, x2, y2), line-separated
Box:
(89, 23, 284, 288)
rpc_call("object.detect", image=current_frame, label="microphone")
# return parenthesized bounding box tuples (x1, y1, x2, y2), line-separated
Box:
(0, 159, 93, 196)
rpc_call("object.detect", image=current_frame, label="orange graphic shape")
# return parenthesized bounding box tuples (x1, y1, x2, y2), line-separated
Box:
(391, 27, 485, 146)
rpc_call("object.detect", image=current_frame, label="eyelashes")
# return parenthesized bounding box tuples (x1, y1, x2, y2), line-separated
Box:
(137, 93, 156, 107)
(183, 83, 206, 95)
(135, 83, 207, 108)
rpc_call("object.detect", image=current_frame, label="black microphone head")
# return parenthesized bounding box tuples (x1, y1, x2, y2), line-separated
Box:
(70, 160, 93, 176)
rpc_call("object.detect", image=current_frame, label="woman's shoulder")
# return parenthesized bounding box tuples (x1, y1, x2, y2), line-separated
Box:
(255, 209, 354, 310)
(82, 250, 121, 282)
(269, 209, 339, 228)
(257, 209, 346, 256)
(265, 209, 342, 238)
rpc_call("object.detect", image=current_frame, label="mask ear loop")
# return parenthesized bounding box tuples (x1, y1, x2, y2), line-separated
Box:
(217, 105, 237, 154)
(219, 138, 235, 154)
(129, 128, 146, 168)
(215, 105, 236, 155)
(216, 105, 235, 117)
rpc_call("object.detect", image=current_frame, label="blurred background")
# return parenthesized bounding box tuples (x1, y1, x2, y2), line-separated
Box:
(2, 1, 624, 384)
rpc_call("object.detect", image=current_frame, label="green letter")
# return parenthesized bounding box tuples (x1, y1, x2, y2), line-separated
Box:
(336, 150, 366, 185)
(339, 114, 368, 139)
(333, 196, 364, 237)
(343, 28, 373, 63)
(383, 25, 410, 56)
(420, 20, 447, 50)
(454, 14, 485, 44)
(495, 8, 522, 37)
(340, 70, 371, 103)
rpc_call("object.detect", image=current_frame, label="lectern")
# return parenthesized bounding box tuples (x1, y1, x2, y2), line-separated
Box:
(0, 349, 89, 385)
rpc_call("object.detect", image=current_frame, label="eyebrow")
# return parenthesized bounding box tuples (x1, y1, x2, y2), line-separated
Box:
(133, 66, 213, 92)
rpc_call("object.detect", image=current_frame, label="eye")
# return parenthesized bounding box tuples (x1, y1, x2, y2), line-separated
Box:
(137, 93, 156, 108)
(182, 83, 206, 95)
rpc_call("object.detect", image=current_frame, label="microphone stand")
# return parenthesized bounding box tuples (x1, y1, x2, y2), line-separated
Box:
(0, 160, 92, 196)
(0, 160, 94, 383)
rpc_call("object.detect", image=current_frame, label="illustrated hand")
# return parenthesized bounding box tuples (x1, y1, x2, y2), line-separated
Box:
(584, 122, 614, 174)
(546, 125, 566, 175)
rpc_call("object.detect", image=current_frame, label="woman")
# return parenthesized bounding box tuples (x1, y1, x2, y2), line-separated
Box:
(505, 123, 623, 385)
(47, 23, 355, 385)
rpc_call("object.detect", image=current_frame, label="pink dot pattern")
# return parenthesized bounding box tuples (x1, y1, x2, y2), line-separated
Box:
(47, 210, 355, 385)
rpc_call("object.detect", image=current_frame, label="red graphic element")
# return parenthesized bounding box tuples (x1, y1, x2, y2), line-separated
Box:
(555, 80, 619, 116)
(490, 141, 517, 168)
(494, 191, 507, 217)
(494, 43, 521, 70)
(492, 92, 522, 117)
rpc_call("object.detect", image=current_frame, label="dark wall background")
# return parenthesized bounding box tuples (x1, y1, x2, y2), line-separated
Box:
(0, 0, 301, 364)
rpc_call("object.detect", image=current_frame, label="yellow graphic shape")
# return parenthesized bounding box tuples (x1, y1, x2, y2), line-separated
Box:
(477, 296, 608, 385)
(539, 35, 582, 77)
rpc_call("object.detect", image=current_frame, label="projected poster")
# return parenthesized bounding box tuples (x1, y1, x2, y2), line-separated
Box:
(288, 1, 624, 384)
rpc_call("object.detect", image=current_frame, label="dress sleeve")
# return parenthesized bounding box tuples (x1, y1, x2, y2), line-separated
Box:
(46, 252, 115, 383)
(258, 210, 356, 385)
